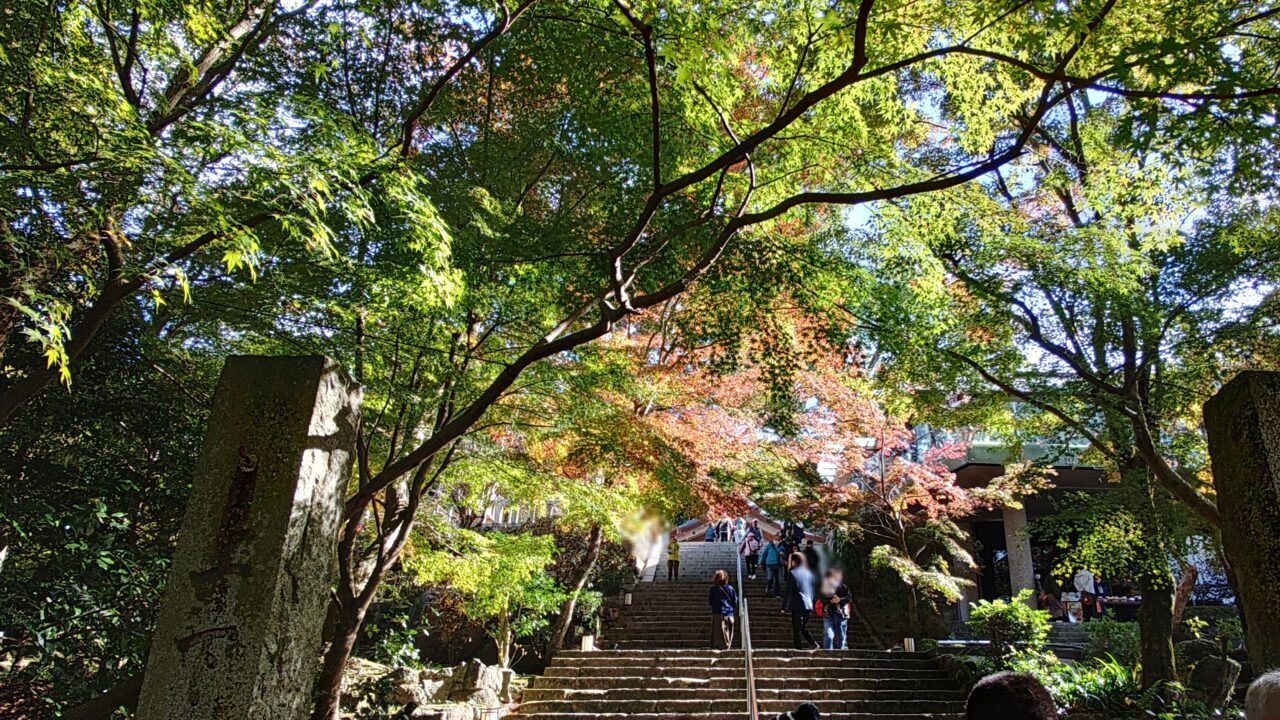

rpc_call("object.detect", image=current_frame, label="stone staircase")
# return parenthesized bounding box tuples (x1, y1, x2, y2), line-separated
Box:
(606, 575, 877, 650)
(515, 540, 968, 719)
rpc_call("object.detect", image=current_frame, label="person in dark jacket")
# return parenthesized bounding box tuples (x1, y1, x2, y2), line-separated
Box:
(790, 521, 805, 545)
(820, 568, 852, 649)
(803, 539, 821, 577)
(786, 552, 817, 649)
(708, 569, 738, 650)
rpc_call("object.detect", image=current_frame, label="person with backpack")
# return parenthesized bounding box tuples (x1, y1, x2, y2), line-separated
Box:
(708, 569, 738, 649)
(704, 523, 716, 543)
(738, 528, 761, 580)
(819, 568, 851, 649)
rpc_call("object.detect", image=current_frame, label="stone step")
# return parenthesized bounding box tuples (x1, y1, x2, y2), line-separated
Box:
(608, 622, 866, 635)
(530, 675, 962, 691)
(544, 665, 950, 680)
(606, 625, 801, 634)
(515, 713, 963, 720)
(602, 637, 876, 648)
(515, 699, 965, 714)
(548, 653, 937, 669)
(602, 640, 880, 651)
(523, 687, 967, 702)
(546, 659, 942, 672)
(554, 649, 930, 660)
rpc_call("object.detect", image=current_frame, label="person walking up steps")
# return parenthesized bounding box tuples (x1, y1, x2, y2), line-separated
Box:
(787, 552, 818, 649)
(709, 569, 738, 649)
(666, 537, 681, 581)
(704, 523, 716, 543)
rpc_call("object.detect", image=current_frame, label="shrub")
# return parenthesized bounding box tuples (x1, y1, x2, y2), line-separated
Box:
(966, 589, 1050, 663)
(1083, 617, 1141, 667)
(1059, 656, 1170, 716)
(1005, 650, 1174, 718)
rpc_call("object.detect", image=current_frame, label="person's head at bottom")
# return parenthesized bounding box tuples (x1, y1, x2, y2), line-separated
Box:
(965, 672, 1055, 720)
(773, 702, 820, 720)
(1247, 670, 1280, 720)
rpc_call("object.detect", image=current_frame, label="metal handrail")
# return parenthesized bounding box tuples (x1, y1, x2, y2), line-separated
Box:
(734, 532, 760, 720)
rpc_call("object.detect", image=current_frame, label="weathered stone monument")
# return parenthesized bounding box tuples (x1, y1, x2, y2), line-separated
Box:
(136, 356, 361, 720)
(1002, 507, 1036, 607)
(1204, 371, 1280, 673)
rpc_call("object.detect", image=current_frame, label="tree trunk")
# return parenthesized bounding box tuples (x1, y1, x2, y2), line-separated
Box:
(547, 524, 604, 654)
(1138, 573, 1177, 688)
(1171, 561, 1197, 627)
(311, 603, 367, 720)
(498, 602, 513, 669)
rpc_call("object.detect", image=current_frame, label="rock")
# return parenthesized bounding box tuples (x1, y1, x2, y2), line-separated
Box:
(499, 668, 514, 703)
(1177, 638, 1219, 668)
(1187, 655, 1241, 709)
(447, 659, 504, 703)
(387, 666, 429, 707)
(421, 666, 455, 702)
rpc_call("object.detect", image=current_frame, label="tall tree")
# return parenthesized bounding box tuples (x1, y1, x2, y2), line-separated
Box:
(848, 98, 1279, 684)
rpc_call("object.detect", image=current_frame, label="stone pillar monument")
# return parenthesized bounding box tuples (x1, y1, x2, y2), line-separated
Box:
(1204, 371, 1280, 672)
(137, 356, 361, 720)
(1002, 507, 1037, 606)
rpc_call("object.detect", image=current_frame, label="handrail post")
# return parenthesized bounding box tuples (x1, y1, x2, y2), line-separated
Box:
(734, 531, 759, 720)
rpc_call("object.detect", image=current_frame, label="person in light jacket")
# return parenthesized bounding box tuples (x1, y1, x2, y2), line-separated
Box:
(786, 552, 817, 649)
(762, 538, 784, 597)
(708, 569, 738, 650)
(738, 530, 761, 580)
